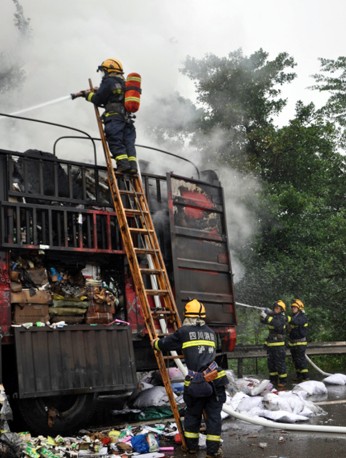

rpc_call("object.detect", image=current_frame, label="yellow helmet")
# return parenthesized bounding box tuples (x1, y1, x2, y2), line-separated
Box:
(291, 298, 304, 310)
(274, 300, 286, 312)
(184, 299, 206, 318)
(97, 58, 124, 74)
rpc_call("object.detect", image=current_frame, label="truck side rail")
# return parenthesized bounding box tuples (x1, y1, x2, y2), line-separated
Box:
(0, 201, 123, 253)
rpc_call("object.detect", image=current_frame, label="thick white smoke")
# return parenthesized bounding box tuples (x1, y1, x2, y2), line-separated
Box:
(2, 0, 343, 281)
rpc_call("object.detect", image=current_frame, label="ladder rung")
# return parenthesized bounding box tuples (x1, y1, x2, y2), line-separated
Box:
(151, 309, 176, 316)
(146, 289, 169, 296)
(154, 331, 172, 337)
(124, 209, 149, 215)
(119, 189, 142, 196)
(140, 268, 164, 275)
(134, 248, 159, 255)
(129, 227, 154, 233)
(162, 355, 185, 360)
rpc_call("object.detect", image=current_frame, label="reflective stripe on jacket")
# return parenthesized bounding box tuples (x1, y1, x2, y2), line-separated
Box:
(157, 323, 228, 387)
(261, 312, 287, 346)
(288, 311, 309, 342)
(87, 73, 125, 117)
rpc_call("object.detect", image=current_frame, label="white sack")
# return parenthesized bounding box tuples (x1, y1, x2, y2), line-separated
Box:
(133, 386, 172, 408)
(277, 391, 307, 415)
(250, 379, 272, 396)
(292, 380, 327, 396)
(237, 396, 263, 413)
(323, 374, 346, 385)
(263, 392, 291, 412)
(236, 377, 270, 396)
(226, 391, 248, 411)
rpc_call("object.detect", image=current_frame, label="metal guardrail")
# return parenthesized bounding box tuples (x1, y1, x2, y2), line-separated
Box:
(228, 341, 346, 377)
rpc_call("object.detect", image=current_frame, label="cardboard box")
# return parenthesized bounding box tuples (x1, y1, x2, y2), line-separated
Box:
(85, 312, 113, 324)
(11, 289, 52, 305)
(14, 304, 49, 324)
(88, 303, 115, 315)
(10, 282, 22, 293)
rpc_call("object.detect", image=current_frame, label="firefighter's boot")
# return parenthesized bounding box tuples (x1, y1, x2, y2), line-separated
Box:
(116, 159, 131, 173)
(181, 445, 198, 454)
(206, 448, 223, 458)
(128, 160, 138, 174)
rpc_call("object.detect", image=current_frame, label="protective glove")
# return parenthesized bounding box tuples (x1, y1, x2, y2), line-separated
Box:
(81, 90, 91, 99)
(152, 338, 160, 351)
(70, 90, 90, 100)
(260, 309, 267, 319)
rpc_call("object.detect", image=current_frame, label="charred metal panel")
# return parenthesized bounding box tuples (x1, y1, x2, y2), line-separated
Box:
(0, 202, 123, 253)
(14, 325, 137, 398)
(167, 174, 236, 326)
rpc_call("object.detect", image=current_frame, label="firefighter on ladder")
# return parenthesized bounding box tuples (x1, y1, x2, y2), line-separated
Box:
(153, 299, 228, 458)
(260, 300, 288, 389)
(72, 58, 138, 174)
(288, 298, 309, 382)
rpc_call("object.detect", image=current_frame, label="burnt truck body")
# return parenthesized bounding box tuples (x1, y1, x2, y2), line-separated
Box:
(0, 138, 236, 434)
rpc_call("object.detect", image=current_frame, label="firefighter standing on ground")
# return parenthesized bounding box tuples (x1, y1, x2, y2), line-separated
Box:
(288, 298, 309, 381)
(260, 300, 288, 388)
(73, 58, 138, 174)
(153, 299, 228, 458)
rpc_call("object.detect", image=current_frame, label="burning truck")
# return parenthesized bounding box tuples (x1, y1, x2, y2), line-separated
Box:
(0, 116, 236, 434)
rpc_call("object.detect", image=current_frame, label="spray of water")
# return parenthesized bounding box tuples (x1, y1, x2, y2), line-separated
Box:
(8, 95, 71, 116)
(236, 301, 264, 310)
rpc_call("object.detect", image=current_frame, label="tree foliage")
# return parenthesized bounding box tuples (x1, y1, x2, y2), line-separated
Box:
(311, 56, 346, 147)
(148, 49, 346, 343)
(236, 100, 346, 340)
(0, 0, 30, 95)
(180, 49, 296, 170)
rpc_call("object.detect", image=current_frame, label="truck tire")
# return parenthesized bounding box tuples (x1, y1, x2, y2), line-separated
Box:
(17, 394, 96, 435)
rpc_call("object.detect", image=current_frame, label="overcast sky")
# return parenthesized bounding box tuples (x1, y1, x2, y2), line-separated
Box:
(2, 0, 345, 279)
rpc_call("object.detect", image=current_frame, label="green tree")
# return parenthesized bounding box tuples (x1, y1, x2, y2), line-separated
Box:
(146, 48, 346, 343)
(180, 48, 296, 170)
(311, 56, 346, 148)
(236, 102, 346, 340)
(144, 49, 296, 171)
(0, 0, 31, 94)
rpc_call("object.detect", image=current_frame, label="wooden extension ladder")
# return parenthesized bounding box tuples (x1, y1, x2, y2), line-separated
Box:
(89, 80, 186, 447)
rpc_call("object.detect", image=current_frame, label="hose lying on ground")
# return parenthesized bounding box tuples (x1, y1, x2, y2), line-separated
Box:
(221, 404, 346, 434)
(305, 354, 332, 377)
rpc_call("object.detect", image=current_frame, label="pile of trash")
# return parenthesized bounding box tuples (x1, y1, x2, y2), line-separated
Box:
(0, 424, 178, 457)
(1, 368, 345, 456)
(10, 255, 120, 328)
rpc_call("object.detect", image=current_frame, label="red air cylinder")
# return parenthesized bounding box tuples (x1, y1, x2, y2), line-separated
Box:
(125, 72, 142, 113)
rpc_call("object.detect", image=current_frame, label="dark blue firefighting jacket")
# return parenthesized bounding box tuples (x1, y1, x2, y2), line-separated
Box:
(288, 311, 308, 344)
(261, 312, 287, 347)
(156, 322, 228, 388)
(87, 73, 125, 118)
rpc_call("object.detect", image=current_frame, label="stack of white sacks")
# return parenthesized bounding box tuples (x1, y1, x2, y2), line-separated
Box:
(222, 370, 346, 423)
(126, 368, 346, 424)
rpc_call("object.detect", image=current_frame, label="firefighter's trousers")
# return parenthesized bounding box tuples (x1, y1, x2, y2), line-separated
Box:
(183, 386, 226, 455)
(104, 115, 136, 163)
(290, 345, 309, 379)
(267, 345, 287, 385)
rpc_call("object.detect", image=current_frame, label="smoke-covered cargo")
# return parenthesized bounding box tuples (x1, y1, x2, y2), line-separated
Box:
(0, 116, 236, 434)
